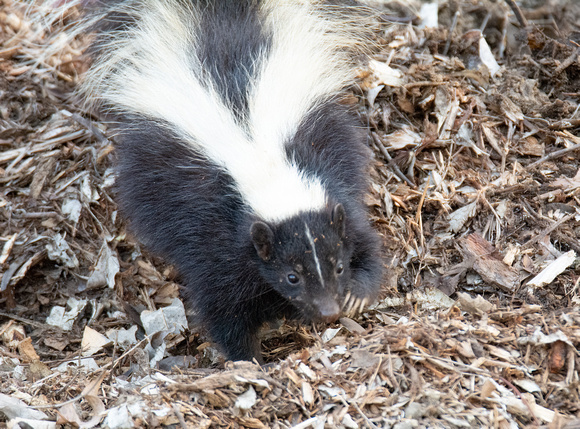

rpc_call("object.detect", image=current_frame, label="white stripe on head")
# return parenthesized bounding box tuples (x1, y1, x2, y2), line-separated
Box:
(304, 223, 325, 288)
(79, 1, 369, 222)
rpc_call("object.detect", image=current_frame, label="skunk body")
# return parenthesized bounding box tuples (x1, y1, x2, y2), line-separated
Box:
(82, 0, 383, 361)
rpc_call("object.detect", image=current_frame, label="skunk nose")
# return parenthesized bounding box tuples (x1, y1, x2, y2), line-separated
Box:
(314, 298, 340, 323)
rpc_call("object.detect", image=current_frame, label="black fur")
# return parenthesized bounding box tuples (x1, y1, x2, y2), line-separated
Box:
(89, 0, 383, 362)
(196, 0, 269, 117)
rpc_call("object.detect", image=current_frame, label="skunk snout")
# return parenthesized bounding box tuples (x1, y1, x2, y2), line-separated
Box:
(313, 298, 340, 323)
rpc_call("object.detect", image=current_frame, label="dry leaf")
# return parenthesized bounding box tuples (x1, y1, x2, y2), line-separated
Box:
(81, 326, 112, 357)
(17, 337, 39, 362)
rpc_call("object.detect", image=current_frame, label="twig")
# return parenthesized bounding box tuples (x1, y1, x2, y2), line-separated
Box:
(443, 11, 460, 56)
(107, 337, 150, 375)
(548, 118, 580, 130)
(371, 132, 415, 187)
(63, 110, 111, 145)
(415, 177, 431, 251)
(0, 310, 45, 328)
(385, 345, 400, 392)
(522, 213, 575, 250)
(32, 371, 108, 410)
(172, 404, 189, 429)
(351, 399, 380, 429)
(403, 81, 446, 90)
(504, 0, 528, 27)
(479, 12, 492, 33)
(553, 46, 580, 76)
(525, 143, 580, 170)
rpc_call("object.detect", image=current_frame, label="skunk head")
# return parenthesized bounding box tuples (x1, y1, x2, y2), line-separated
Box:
(250, 203, 352, 323)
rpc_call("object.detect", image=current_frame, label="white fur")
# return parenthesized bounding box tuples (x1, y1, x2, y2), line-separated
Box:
(79, 0, 370, 222)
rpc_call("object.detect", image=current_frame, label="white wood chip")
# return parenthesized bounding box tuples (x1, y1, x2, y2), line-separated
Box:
(297, 362, 317, 382)
(87, 241, 120, 289)
(479, 35, 500, 76)
(290, 416, 326, 429)
(448, 200, 478, 233)
(234, 386, 257, 411)
(0, 233, 18, 265)
(321, 327, 341, 343)
(369, 60, 403, 87)
(527, 250, 576, 288)
(342, 413, 359, 429)
(418, 3, 438, 28)
(512, 378, 541, 393)
(302, 381, 314, 406)
(493, 395, 555, 423)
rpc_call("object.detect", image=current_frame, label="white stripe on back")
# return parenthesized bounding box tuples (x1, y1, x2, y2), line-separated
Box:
(80, 1, 367, 222)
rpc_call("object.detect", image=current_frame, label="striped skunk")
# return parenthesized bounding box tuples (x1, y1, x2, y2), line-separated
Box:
(77, 0, 384, 362)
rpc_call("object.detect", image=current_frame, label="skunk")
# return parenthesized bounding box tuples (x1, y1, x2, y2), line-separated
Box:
(78, 0, 384, 362)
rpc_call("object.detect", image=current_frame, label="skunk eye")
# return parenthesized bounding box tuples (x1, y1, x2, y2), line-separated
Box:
(336, 262, 344, 275)
(287, 273, 300, 285)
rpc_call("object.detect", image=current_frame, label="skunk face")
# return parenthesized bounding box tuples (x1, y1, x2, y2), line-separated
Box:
(251, 204, 352, 323)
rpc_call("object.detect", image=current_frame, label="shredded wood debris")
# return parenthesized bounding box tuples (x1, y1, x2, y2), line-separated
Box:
(1, 0, 579, 427)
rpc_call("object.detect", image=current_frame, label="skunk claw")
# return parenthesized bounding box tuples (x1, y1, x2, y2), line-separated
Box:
(342, 291, 351, 309)
(359, 298, 368, 314)
(350, 298, 361, 317)
(345, 295, 356, 316)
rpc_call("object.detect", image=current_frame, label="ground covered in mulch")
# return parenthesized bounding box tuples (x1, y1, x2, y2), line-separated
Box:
(1, 0, 579, 427)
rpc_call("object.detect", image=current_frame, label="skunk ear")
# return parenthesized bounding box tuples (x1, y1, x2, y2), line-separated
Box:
(331, 203, 346, 238)
(251, 221, 274, 261)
